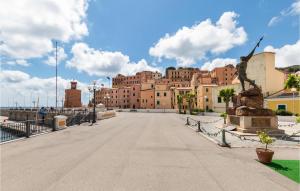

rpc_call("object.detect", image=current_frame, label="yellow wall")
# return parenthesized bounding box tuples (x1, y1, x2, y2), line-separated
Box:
(266, 98, 300, 115)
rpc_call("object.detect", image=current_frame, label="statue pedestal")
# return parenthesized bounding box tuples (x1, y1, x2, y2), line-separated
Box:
(227, 115, 285, 135)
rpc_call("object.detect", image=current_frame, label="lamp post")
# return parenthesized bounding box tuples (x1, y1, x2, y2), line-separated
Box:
(104, 93, 110, 110)
(291, 88, 297, 115)
(88, 80, 100, 124)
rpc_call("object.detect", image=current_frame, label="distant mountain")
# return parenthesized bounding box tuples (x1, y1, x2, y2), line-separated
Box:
(276, 65, 300, 73)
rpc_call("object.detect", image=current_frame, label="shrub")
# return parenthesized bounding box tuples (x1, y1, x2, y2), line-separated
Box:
(257, 131, 275, 150)
(276, 109, 293, 116)
(220, 112, 227, 118)
(296, 117, 300, 124)
(193, 108, 204, 113)
(207, 109, 214, 112)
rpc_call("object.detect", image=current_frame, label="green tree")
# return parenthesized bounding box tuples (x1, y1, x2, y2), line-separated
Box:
(184, 92, 195, 114)
(284, 74, 300, 91)
(219, 88, 235, 112)
(177, 95, 183, 114)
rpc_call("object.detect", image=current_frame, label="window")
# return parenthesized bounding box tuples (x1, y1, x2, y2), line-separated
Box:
(206, 98, 209, 102)
(277, 105, 286, 110)
(157, 100, 160, 105)
(218, 97, 222, 103)
(157, 92, 160, 97)
(164, 92, 167, 96)
(146, 99, 148, 103)
(133, 93, 135, 96)
(206, 88, 208, 92)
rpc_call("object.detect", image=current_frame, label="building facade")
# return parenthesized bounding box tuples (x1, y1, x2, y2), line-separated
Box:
(211, 64, 237, 85)
(64, 81, 82, 108)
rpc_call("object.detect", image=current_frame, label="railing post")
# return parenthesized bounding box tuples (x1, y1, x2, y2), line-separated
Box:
(26, 114, 30, 138)
(197, 121, 201, 132)
(52, 117, 56, 131)
(186, 117, 190, 125)
(219, 129, 230, 147)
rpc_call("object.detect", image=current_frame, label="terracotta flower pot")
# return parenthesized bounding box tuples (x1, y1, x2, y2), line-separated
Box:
(256, 148, 274, 164)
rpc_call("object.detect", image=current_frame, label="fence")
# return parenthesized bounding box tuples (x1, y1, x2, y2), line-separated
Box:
(0, 118, 55, 143)
(184, 116, 300, 147)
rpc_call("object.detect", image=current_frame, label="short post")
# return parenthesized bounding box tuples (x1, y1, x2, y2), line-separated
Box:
(52, 117, 56, 131)
(219, 129, 230, 147)
(26, 114, 30, 138)
(186, 117, 190, 125)
(197, 121, 201, 132)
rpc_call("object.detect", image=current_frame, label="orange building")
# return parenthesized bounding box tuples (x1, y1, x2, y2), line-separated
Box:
(140, 81, 155, 109)
(165, 67, 200, 81)
(112, 71, 161, 88)
(64, 81, 82, 108)
(211, 64, 237, 85)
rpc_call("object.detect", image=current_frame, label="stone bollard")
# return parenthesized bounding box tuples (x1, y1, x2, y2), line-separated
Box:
(219, 128, 230, 147)
(186, 117, 190, 125)
(197, 121, 201, 132)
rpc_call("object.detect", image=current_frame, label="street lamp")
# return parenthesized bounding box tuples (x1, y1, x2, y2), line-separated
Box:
(291, 87, 297, 115)
(88, 80, 100, 124)
(104, 93, 110, 110)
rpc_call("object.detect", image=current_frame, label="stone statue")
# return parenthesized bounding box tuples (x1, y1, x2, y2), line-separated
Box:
(237, 36, 264, 91)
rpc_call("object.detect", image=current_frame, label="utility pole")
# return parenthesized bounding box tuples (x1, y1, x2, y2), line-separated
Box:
(55, 41, 58, 111)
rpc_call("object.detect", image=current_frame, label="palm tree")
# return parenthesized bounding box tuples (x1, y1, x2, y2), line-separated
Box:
(219, 88, 235, 112)
(177, 95, 183, 114)
(284, 74, 300, 91)
(185, 92, 195, 114)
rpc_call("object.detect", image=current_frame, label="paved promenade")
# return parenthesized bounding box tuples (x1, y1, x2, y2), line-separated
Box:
(1, 113, 299, 191)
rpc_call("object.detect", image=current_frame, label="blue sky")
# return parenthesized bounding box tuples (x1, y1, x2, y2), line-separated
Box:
(0, 0, 299, 106)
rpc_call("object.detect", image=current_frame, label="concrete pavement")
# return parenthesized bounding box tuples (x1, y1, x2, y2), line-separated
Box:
(1, 112, 299, 191)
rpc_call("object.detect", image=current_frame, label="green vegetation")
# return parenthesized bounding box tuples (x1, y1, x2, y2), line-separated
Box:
(184, 92, 195, 115)
(265, 160, 300, 183)
(177, 95, 183, 114)
(276, 109, 293, 116)
(284, 74, 300, 90)
(296, 116, 300, 123)
(257, 131, 275, 150)
(219, 88, 235, 112)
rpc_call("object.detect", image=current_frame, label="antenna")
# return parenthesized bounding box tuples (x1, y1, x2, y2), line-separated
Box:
(55, 41, 58, 111)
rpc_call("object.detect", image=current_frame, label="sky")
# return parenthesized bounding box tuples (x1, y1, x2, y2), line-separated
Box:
(0, 0, 300, 107)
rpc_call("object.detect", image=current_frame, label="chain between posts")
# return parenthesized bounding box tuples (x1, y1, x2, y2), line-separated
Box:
(183, 116, 300, 142)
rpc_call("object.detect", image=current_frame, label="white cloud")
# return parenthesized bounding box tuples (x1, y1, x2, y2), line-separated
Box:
(290, 0, 300, 15)
(264, 40, 300, 68)
(2, 59, 30, 67)
(0, 70, 30, 82)
(268, 0, 300, 27)
(0, 0, 89, 59)
(67, 42, 161, 77)
(268, 16, 281, 27)
(0, 70, 89, 107)
(44, 47, 68, 66)
(201, 58, 237, 71)
(149, 11, 247, 66)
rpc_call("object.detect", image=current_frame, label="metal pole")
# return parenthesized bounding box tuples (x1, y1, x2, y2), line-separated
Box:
(55, 41, 58, 111)
(92, 87, 96, 123)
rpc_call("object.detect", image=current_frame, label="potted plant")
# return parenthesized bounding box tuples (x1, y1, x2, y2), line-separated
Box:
(256, 131, 275, 164)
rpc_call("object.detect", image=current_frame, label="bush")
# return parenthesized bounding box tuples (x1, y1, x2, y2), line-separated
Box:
(207, 109, 214, 112)
(257, 131, 275, 150)
(276, 109, 293, 116)
(193, 108, 204, 113)
(296, 117, 300, 124)
(220, 112, 227, 118)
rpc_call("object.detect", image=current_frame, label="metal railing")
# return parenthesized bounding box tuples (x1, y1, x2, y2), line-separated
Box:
(0, 118, 53, 143)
